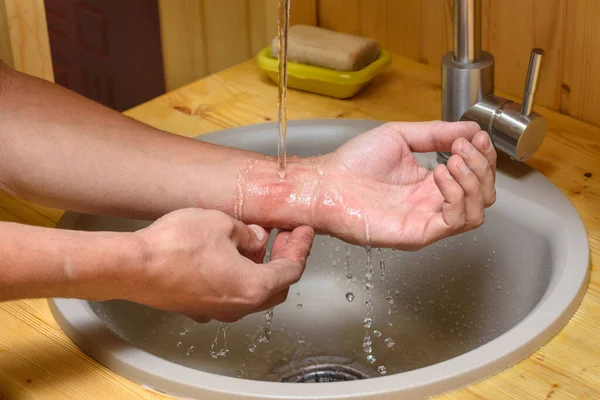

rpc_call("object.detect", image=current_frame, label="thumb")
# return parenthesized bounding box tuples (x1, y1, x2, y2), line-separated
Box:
(231, 221, 268, 261)
(259, 226, 315, 293)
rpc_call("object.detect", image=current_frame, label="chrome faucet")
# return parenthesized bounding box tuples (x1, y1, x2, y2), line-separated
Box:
(439, 0, 547, 162)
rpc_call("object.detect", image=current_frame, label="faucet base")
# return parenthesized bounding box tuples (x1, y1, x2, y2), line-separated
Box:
(441, 51, 495, 123)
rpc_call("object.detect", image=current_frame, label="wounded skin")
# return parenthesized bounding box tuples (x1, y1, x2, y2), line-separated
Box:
(238, 121, 496, 251)
(239, 155, 440, 249)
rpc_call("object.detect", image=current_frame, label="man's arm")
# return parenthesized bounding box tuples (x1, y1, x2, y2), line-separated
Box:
(0, 221, 141, 302)
(0, 61, 305, 226)
(0, 209, 314, 323)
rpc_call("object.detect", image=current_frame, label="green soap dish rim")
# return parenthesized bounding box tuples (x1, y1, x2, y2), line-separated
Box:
(256, 46, 392, 85)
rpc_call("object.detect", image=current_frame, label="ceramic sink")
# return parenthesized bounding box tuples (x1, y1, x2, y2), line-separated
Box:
(50, 120, 589, 400)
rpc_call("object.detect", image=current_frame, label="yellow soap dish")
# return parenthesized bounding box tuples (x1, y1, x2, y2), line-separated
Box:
(256, 46, 392, 99)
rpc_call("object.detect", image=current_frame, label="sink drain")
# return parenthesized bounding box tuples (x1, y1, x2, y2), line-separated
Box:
(263, 356, 375, 383)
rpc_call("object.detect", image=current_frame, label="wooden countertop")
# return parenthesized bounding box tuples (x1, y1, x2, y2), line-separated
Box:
(1, 54, 599, 400)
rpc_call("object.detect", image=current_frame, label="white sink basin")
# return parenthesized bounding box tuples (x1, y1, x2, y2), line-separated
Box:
(50, 120, 589, 399)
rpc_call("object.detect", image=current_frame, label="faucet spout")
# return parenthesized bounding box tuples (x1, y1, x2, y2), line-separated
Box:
(453, 0, 482, 64)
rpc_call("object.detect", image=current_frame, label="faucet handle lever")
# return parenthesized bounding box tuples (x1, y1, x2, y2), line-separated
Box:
(521, 48, 545, 117)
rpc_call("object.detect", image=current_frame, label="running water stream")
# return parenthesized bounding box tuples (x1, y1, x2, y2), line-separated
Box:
(276, 0, 291, 178)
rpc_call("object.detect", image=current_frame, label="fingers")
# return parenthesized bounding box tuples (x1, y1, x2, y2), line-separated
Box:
(230, 220, 269, 260)
(432, 164, 466, 231)
(453, 135, 496, 207)
(380, 120, 481, 153)
(447, 154, 485, 230)
(260, 226, 315, 293)
(204, 290, 289, 324)
(472, 130, 497, 176)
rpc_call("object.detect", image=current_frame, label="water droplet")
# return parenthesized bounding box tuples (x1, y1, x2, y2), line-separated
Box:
(363, 317, 373, 328)
(384, 338, 395, 348)
(366, 355, 377, 363)
(176, 341, 182, 347)
(297, 304, 303, 309)
(345, 292, 355, 302)
(373, 330, 382, 337)
(386, 296, 394, 304)
(179, 328, 189, 336)
(186, 345, 195, 356)
(265, 309, 274, 322)
(378, 366, 387, 375)
(248, 344, 257, 353)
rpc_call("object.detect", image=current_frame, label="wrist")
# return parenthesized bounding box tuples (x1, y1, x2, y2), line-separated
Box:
(241, 157, 325, 230)
(69, 231, 147, 302)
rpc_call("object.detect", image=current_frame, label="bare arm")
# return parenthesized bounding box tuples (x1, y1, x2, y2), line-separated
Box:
(0, 61, 285, 223)
(0, 221, 141, 302)
(0, 61, 496, 247)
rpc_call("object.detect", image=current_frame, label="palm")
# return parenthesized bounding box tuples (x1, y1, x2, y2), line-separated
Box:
(323, 126, 444, 249)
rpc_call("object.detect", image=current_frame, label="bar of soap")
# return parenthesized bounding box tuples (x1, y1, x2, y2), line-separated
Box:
(270, 25, 381, 72)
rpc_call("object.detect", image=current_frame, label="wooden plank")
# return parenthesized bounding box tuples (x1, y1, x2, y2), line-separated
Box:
(263, 0, 279, 51)
(318, 0, 361, 35)
(419, 0, 453, 66)
(385, 0, 422, 61)
(248, 0, 269, 56)
(0, 0, 53, 81)
(358, 0, 388, 46)
(202, 0, 251, 74)
(289, 0, 317, 26)
(487, 0, 565, 111)
(0, 0, 14, 67)
(311, 0, 600, 129)
(562, 0, 600, 127)
(158, 0, 208, 91)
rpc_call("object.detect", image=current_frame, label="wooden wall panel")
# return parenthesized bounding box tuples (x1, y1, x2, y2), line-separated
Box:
(314, 0, 600, 128)
(562, 0, 600, 125)
(159, 0, 317, 92)
(0, 0, 53, 81)
(158, 0, 208, 91)
(0, 0, 14, 67)
(486, 0, 566, 111)
(157, 0, 600, 128)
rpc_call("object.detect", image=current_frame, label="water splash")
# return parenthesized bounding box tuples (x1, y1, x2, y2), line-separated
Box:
(258, 307, 275, 344)
(209, 322, 230, 359)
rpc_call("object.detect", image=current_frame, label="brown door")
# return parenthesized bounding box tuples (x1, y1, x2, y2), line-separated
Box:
(44, 0, 166, 111)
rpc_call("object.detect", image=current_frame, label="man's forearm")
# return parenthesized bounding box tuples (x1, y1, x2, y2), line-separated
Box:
(0, 62, 316, 227)
(0, 221, 142, 302)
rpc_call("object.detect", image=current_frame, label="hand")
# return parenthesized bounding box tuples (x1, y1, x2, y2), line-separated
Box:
(129, 208, 314, 322)
(314, 121, 497, 250)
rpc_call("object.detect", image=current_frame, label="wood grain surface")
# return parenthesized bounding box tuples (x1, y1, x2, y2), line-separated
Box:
(1, 54, 599, 399)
